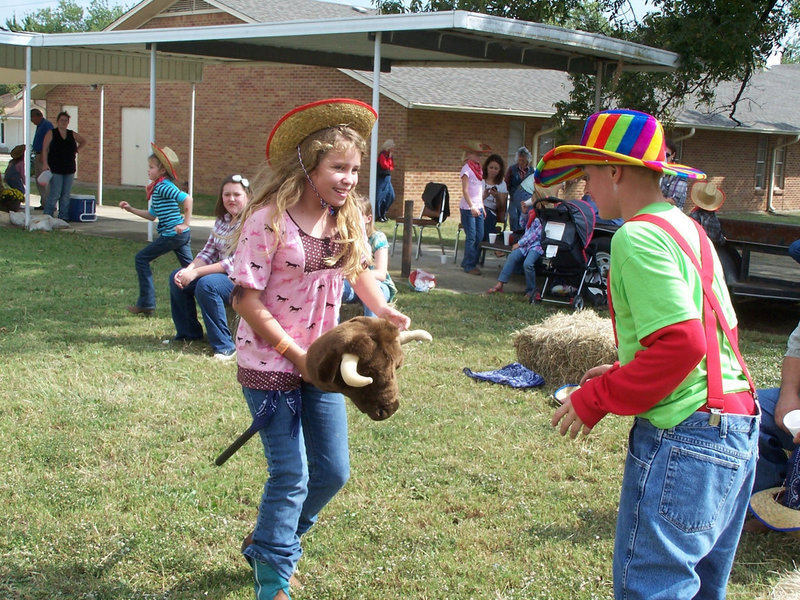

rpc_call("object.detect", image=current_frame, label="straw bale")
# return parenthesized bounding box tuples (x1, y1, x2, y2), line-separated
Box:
(513, 311, 617, 386)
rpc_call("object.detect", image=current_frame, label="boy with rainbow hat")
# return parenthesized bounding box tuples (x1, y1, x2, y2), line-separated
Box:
(540, 109, 759, 600)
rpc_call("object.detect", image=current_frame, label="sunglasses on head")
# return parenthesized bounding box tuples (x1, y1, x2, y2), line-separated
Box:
(665, 152, 675, 159)
(232, 174, 249, 188)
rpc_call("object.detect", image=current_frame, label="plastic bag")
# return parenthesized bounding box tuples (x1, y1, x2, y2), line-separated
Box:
(408, 268, 436, 292)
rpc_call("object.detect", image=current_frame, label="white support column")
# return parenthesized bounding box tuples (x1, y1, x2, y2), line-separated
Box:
(188, 82, 196, 196)
(23, 47, 31, 228)
(98, 84, 104, 206)
(369, 32, 382, 215)
(148, 44, 157, 242)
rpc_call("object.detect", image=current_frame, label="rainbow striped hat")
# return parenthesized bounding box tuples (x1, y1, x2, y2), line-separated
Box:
(534, 109, 706, 186)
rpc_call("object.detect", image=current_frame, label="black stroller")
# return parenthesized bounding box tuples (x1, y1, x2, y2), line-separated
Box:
(530, 197, 609, 310)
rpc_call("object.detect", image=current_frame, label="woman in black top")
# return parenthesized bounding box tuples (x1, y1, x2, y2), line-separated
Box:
(41, 111, 87, 220)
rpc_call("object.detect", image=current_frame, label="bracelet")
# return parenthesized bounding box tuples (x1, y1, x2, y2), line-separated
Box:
(274, 334, 292, 356)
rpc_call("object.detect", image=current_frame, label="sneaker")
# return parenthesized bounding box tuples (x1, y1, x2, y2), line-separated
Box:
(213, 350, 236, 362)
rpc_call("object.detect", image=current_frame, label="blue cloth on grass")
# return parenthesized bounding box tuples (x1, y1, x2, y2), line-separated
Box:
(462, 362, 544, 388)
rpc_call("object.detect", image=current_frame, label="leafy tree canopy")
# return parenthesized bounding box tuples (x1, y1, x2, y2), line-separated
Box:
(377, 0, 799, 129)
(5, 0, 127, 33)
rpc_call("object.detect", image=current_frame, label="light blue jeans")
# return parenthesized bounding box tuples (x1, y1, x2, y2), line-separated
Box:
(498, 249, 541, 294)
(460, 208, 485, 272)
(242, 384, 350, 581)
(753, 387, 796, 492)
(44, 172, 75, 220)
(168, 270, 235, 353)
(341, 278, 391, 318)
(614, 412, 758, 600)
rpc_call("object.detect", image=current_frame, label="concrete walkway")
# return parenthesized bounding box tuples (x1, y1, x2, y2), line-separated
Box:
(58, 202, 526, 296)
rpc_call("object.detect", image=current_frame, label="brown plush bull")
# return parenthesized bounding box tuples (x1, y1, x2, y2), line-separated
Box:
(305, 316, 432, 420)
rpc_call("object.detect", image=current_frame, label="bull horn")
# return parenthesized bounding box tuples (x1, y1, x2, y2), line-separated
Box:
(340, 352, 373, 387)
(398, 330, 433, 344)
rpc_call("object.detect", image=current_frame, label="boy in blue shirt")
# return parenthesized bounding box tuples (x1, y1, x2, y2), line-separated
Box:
(120, 143, 193, 315)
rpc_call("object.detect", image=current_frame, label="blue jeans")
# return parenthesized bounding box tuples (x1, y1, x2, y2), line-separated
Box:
(753, 387, 796, 492)
(341, 278, 391, 318)
(44, 172, 75, 220)
(614, 412, 759, 600)
(133, 232, 192, 310)
(498, 249, 542, 294)
(242, 384, 350, 581)
(169, 270, 235, 353)
(789, 240, 800, 265)
(483, 208, 498, 241)
(460, 208, 485, 271)
(376, 174, 395, 220)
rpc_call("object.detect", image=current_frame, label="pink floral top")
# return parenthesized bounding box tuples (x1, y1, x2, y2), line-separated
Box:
(231, 207, 344, 391)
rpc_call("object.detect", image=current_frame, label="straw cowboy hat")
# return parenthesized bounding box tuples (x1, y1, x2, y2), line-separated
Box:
(691, 181, 726, 211)
(749, 487, 800, 538)
(460, 140, 492, 155)
(534, 109, 706, 186)
(750, 446, 800, 537)
(266, 98, 378, 164)
(10, 144, 25, 160)
(151, 143, 179, 180)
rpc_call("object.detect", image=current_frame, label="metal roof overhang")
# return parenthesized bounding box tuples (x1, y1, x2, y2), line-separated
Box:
(0, 30, 204, 85)
(35, 11, 679, 76)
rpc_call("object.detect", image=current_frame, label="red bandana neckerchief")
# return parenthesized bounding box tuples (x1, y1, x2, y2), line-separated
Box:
(146, 176, 166, 201)
(466, 160, 483, 181)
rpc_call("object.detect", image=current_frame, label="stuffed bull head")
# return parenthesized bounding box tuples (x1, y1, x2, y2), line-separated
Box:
(305, 316, 432, 420)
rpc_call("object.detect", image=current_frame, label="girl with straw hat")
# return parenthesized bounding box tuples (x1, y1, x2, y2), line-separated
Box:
(459, 139, 492, 275)
(543, 109, 758, 600)
(229, 98, 411, 600)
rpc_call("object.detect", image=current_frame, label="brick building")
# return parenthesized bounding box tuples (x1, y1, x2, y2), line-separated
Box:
(37, 0, 800, 215)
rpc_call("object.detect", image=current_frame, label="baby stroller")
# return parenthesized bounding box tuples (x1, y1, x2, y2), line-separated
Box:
(531, 197, 608, 310)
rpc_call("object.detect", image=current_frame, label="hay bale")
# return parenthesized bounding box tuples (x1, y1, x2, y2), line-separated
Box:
(513, 310, 617, 386)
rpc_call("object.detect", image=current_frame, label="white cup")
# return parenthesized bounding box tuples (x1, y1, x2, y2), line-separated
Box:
(503, 231, 512, 245)
(784, 410, 800, 437)
(488, 233, 497, 244)
(440, 254, 447, 264)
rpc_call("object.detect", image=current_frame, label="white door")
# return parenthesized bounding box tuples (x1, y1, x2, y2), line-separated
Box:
(63, 104, 79, 176)
(121, 107, 151, 186)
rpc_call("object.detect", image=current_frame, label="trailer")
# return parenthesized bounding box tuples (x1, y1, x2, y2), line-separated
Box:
(716, 217, 800, 302)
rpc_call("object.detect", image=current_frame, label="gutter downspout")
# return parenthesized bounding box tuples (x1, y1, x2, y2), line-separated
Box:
(673, 127, 695, 143)
(767, 134, 800, 213)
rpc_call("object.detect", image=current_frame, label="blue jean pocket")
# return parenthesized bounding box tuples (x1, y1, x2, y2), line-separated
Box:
(659, 446, 739, 533)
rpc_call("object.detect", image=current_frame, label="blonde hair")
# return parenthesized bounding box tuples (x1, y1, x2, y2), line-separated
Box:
(355, 195, 376, 237)
(231, 125, 370, 279)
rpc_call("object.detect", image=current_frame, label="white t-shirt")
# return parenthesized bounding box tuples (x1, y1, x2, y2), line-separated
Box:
(483, 180, 508, 211)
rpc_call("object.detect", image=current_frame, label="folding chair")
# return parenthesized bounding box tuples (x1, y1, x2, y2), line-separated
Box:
(391, 182, 449, 259)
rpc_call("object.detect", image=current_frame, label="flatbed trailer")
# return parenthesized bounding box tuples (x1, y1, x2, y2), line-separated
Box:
(717, 217, 800, 302)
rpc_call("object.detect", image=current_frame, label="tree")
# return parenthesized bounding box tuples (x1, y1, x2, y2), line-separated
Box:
(5, 0, 127, 33)
(376, 0, 800, 127)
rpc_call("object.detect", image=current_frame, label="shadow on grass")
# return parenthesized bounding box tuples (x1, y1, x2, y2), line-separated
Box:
(523, 507, 618, 545)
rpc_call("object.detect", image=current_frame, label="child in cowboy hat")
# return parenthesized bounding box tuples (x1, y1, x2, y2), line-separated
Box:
(541, 109, 759, 600)
(229, 98, 410, 600)
(459, 139, 492, 275)
(120, 143, 193, 316)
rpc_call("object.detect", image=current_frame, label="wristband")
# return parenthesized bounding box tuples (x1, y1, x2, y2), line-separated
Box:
(274, 334, 292, 356)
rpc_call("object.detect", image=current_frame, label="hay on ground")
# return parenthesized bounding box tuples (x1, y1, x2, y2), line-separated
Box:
(513, 310, 617, 386)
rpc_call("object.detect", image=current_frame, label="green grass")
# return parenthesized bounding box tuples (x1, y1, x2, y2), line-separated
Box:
(1, 226, 798, 600)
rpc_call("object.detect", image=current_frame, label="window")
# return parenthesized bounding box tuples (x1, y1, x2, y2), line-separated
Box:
(507, 120, 526, 169)
(774, 141, 786, 190)
(755, 135, 767, 189)
(536, 132, 555, 162)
